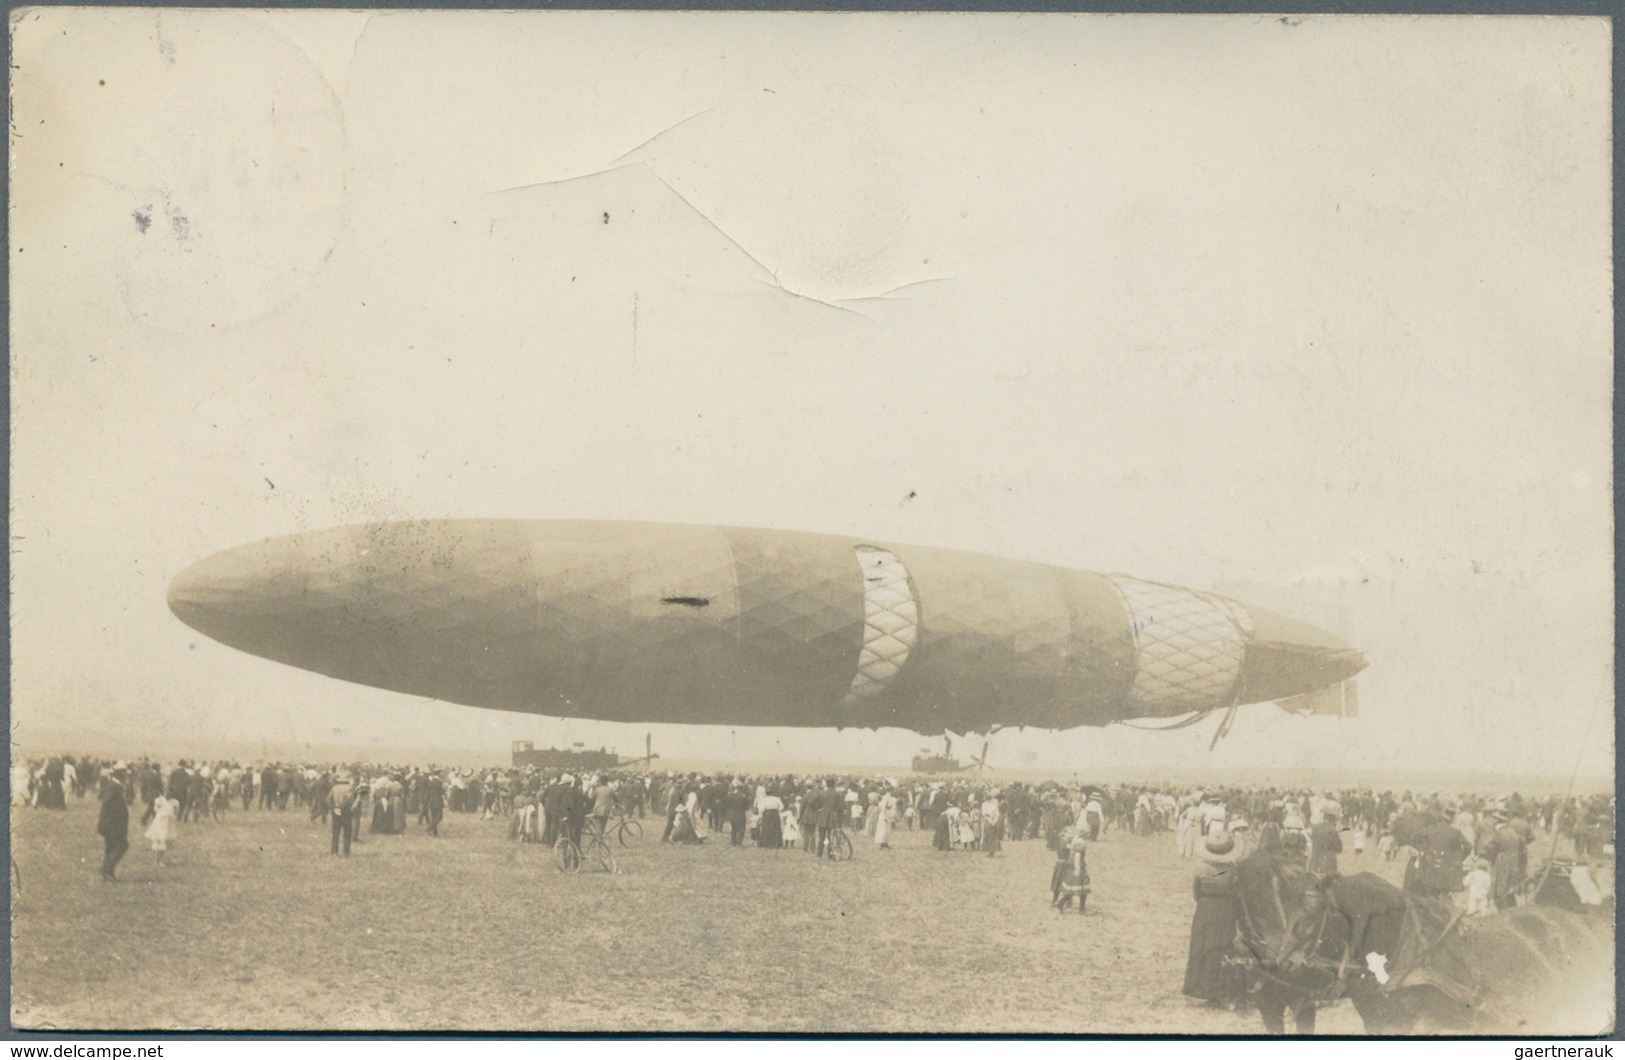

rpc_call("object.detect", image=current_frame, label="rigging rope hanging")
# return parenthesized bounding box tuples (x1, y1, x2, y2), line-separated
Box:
(1116, 691, 1244, 749)
(1207, 697, 1243, 751)
(1117, 705, 1223, 732)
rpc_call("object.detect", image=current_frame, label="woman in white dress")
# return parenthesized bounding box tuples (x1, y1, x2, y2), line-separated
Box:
(874, 790, 897, 849)
(145, 789, 178, 867)
(958, 807, 979, 850)
(944, 804, 962, 849)
(781, 798, 801, 849)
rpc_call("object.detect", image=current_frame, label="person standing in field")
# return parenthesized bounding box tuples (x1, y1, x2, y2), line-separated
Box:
(97, 771, 131, 881)
(957, 804, 979, 850)
(1084, 791, 1104, 841)
(933, 801, 954, 851)
(145, 788, 178, 868)
(1176, 802, 1200, 858)
(391, 776, 408, 833)
(1481, 812, 1527, 910)
(592, 776, 615, 842)
(782, 796, 802, 849)
(1054, 834, 1089, 913)
(543, 778, 566, 846)
(258, 763, 277, 810)
(874, 787, 896, 850)
(813, 778, 843, 858)
(981, 791, 1003, 857)
(758, 789, 785, 849)
(721, 782, 749, 847)
(563, 775, 588, 847)
(1397, 809, 1470, 899)
(328, 774, 356, 856)
(798, 790, 817, 852)
(1463, 857, 1494, 916)
(1308, 811, 1343, 876)
(309, 771, 332, 825)
(425, 773, 446, 837)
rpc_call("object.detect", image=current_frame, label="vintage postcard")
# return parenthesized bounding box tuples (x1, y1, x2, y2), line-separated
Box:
(8, 9, 1613, 1035)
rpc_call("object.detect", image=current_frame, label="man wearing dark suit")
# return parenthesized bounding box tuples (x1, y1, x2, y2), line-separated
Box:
(1401, 812, 1471, 899)
(328, 775, 356, 856)
(561, 778, 587, 847)
(813, 778, 843, 858)
(542, 780, 566, 846)
(701, 779, 724, 832)
(259, 765, 280, 810)
(425, 775, 446, 837)
(722, 784, 750, 846)
(97, 775, 130, 880)
(168, 764, 191, 822)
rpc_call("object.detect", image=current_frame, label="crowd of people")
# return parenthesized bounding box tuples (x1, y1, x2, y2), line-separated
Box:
(11, 752, 1613, 911)
(13, 747, 1608, 1040)
(1176, 785, 1614, 1031)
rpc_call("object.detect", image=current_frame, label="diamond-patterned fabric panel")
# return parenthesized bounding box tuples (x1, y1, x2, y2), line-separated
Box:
(839, 547, 919, 706)
(1105, 576, 1249, 714)
(725, 529, 867, 723)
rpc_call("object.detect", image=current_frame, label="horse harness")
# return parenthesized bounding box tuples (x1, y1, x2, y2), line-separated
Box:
(1235, 873, 1472, 1007)
(1235, 878, 1352, 1004)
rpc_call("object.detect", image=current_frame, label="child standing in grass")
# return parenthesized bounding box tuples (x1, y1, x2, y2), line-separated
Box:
(145, 789, 177, 868)
(1054, 835, 1089, 913)
(781, 798, 801, 849)
(1463, 858, 1494, 916)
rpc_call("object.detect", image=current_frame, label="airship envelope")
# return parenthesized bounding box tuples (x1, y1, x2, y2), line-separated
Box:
(167, 520, 1366, 735)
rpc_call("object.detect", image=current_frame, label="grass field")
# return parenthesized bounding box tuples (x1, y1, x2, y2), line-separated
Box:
(2, 799, 1593, 1033)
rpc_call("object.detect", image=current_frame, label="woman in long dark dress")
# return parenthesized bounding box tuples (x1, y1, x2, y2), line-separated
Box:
(391, 778, 407, 833)
(1182, 828, 1256, 1004)
(758, 791, 784, 849)
(1484, 817, 1527, 909)
(1183, 868, 1242, 1002)
(370, 781, 390, 834)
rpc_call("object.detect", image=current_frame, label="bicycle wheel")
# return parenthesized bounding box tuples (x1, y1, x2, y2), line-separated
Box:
(554, 837, 583, 874)
(830, 830, 853, 861)
(617, 819, 643, 847)
(588, 838, 618, 874)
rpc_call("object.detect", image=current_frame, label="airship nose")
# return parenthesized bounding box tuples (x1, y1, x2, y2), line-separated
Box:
(167, 522, 564, 709)
(1239, 604, 1367, 702)
(167, 533, 345, 654)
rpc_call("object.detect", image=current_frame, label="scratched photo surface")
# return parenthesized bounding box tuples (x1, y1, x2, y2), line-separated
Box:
(8, 10, 1613, 1034)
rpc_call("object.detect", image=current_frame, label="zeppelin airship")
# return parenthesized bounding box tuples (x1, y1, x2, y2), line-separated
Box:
(165, 520, 1365, 736)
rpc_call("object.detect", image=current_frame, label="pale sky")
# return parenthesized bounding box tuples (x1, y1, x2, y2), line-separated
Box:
(10, 11, 1613, 780)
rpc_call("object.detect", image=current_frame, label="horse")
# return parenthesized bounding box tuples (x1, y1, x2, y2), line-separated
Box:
(1231, 852, 1613, 1035)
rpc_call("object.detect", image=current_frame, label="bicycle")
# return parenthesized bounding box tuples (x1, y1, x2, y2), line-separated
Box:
(821, 825, 853, 862)
(554, 820, 618, 874)
(607, 809, 643, 847)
